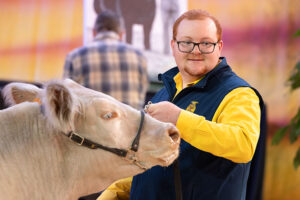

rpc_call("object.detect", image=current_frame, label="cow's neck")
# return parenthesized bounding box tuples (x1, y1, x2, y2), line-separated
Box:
(0, 103, 70, 199)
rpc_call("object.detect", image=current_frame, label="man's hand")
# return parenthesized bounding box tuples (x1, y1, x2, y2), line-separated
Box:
(146, 101, 181, 125)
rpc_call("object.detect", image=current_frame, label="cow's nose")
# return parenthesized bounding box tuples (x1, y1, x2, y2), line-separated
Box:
(168, 126, 180, 144)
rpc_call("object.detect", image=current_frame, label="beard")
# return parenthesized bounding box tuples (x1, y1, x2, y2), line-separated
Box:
(183, 64, 208, 78)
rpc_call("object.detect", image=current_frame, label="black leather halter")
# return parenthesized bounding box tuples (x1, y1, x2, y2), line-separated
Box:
(66, 111, 145, 160)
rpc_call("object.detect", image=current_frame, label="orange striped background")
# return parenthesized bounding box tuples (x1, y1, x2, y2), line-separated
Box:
(0, 0, 83, 82)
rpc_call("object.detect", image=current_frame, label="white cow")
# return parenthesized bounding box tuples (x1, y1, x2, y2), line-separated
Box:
(0, 79, 180, 200)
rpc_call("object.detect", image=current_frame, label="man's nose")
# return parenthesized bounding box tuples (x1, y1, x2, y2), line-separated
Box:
(191, 44, 202, 54)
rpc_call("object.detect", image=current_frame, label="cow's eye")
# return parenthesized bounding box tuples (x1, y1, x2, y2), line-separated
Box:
(101, 112, 118, 120)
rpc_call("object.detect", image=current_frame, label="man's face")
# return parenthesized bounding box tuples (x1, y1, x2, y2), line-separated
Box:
(171, 18, 223, 82)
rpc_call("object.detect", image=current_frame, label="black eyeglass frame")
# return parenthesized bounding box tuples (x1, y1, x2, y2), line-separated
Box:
(176, 40, 220, 54)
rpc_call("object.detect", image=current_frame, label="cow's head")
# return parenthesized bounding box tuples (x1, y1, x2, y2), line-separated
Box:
(2, 79, 180, 171)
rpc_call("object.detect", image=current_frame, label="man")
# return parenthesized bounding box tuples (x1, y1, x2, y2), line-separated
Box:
(98, 9, 263, 200)
(63, 11, 148, 110)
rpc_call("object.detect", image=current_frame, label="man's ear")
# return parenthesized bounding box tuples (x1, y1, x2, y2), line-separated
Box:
(171, 39, 176, 56)
(119, 31, 123, 41)
(218, 40, 223, 52)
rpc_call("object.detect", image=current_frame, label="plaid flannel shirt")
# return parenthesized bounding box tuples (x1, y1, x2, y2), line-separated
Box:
(63, 31, 148, 109)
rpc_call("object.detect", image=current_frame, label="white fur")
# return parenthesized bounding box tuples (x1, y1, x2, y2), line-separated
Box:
(0, 79, 180, 200)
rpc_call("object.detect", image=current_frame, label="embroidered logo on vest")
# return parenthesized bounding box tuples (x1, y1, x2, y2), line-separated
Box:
(186, 101, 198, 113)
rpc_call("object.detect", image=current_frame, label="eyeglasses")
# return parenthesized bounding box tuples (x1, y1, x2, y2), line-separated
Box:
(176, 40, 219, 54)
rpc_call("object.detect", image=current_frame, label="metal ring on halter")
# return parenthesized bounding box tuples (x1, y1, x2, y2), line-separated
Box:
(144, 101, 152, 113)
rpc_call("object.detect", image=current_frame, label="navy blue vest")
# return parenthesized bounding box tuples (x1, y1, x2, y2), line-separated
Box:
(130, 57, 263, 200)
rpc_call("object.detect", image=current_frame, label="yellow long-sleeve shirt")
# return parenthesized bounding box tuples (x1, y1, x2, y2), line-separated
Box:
(98, 73, 261, 200)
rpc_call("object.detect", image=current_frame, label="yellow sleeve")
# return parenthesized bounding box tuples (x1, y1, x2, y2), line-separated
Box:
(97, 177, 132, 200)
(176, 87, 261, 163)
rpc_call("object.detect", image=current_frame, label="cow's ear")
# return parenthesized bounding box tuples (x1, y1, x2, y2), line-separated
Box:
(2, 82, 42, 106)
(43, 80, 77, 132)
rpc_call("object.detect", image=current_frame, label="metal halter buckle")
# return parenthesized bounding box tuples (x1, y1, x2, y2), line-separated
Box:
(69, 132, 85, 145)
(144, 101, 152, 113)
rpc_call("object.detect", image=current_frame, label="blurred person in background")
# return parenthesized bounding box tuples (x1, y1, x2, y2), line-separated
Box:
(63, 10, 148, 110)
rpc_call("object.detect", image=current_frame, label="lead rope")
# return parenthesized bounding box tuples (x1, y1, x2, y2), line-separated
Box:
(173, 159, 183, 200)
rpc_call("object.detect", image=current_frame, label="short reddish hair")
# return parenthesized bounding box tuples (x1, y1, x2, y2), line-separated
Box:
(173, 9, 222, 41)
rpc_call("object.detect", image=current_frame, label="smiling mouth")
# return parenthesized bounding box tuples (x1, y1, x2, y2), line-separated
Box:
(188, 58, 204, 61)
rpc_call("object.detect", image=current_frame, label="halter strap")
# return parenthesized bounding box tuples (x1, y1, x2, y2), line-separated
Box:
(67, 131, 128, 157)
(66, 110, 145, 157)
(130, 110, 145, 151)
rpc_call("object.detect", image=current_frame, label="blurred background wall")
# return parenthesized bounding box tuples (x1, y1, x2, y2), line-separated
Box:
(0, 0, 83, 82)
(0, 0, 300, 199)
